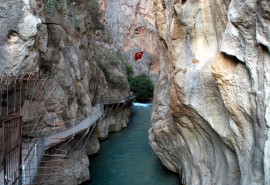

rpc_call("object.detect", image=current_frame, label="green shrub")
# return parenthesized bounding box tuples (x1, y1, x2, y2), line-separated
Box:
(104, 49, 123, 67)
(96, 49, 126, 88)
(125, 63, 134, 81)
(44, 0, 75, 13)
(108, 75, 125, 87)
(129, 74, 154, 102)
(44, 0, 88, 30)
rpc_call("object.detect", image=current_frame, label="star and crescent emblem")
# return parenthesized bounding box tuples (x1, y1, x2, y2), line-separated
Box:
(136, 52, 142, 58)
(134, 52, 144, 61)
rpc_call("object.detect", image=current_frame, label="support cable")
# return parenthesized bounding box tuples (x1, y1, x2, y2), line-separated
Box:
(66, 129, 89, 156)
(81, 123, 97, 150)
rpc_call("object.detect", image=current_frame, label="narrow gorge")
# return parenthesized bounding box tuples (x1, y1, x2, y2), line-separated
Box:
(0, 0, 270, 185)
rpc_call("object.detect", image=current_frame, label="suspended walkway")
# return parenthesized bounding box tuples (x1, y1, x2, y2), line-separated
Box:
(101, 95, 137, 105)
(44, 95, 136, 149)
(0, 96, 135, 185)
(0, 71, 137, 185)
(44, 104, 103, 149)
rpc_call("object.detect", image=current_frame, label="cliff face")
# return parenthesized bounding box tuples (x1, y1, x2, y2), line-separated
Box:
(0, 0, 132, 183)
(0, 0, 41, 74)
(0, 0, 130, 117)
(100, 0, 161, 82)
(3, 0, 270, 184)
(149, 0, 270, 184)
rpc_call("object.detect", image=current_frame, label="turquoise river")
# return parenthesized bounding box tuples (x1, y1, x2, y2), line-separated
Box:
(84, 103, 180, 185)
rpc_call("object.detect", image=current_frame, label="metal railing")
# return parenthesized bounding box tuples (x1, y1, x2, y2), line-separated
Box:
(0, 72, 61, 185)
(44, 105, 104, 149)
(100, 95, 136, 105)
(0, 73, 136, 184)
(2, 115, 22, 185)
(44, 104, 103, 138)
(22, 135, 45, 185)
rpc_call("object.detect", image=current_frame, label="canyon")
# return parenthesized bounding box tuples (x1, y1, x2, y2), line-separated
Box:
(0, 0, 270, 185)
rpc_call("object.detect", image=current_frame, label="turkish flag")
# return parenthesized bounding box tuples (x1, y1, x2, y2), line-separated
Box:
(134, 52, 144, 61)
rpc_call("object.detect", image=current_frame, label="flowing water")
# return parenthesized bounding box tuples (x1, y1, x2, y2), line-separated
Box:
(85, 103, 180, 185)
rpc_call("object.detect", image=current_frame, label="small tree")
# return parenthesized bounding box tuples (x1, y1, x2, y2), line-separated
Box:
(129, 74, 154, 102)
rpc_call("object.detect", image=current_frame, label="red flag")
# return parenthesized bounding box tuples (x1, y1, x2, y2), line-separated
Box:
(134, 52, 144, 61)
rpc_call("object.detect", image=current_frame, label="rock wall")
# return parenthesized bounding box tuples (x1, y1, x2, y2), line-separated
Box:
(36, 150, 90, 185)
(0, 0, 132, 183)
(85, 105, 132, 155)
(149, 0, 270, 184)
(0, 0, 130, 119)
(100, 0, 161, 82)
(0, 0, 41, 74)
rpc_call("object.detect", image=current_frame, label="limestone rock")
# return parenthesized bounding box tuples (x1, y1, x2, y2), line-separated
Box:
(84, 131, 100, 155)
(37, 150, 90, 185)
(149, 0, 270, 184)
(0, 0, 40, 74)
(96, 107, 131, 140)
(101, 0, 161, 82)
(0, 0, 132, 184)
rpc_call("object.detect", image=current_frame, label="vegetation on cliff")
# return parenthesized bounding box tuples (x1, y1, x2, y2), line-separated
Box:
(125, 64, 154, 102)
(125, 63, 134, 82)
(44, 0, 103, 30)
(129, 74, 154, 102)
(95, 48, 128, 90)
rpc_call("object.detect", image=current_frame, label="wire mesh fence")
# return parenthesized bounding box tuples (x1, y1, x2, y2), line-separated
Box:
(0, 72, 65, 185)
(0, 72, 136, 184)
